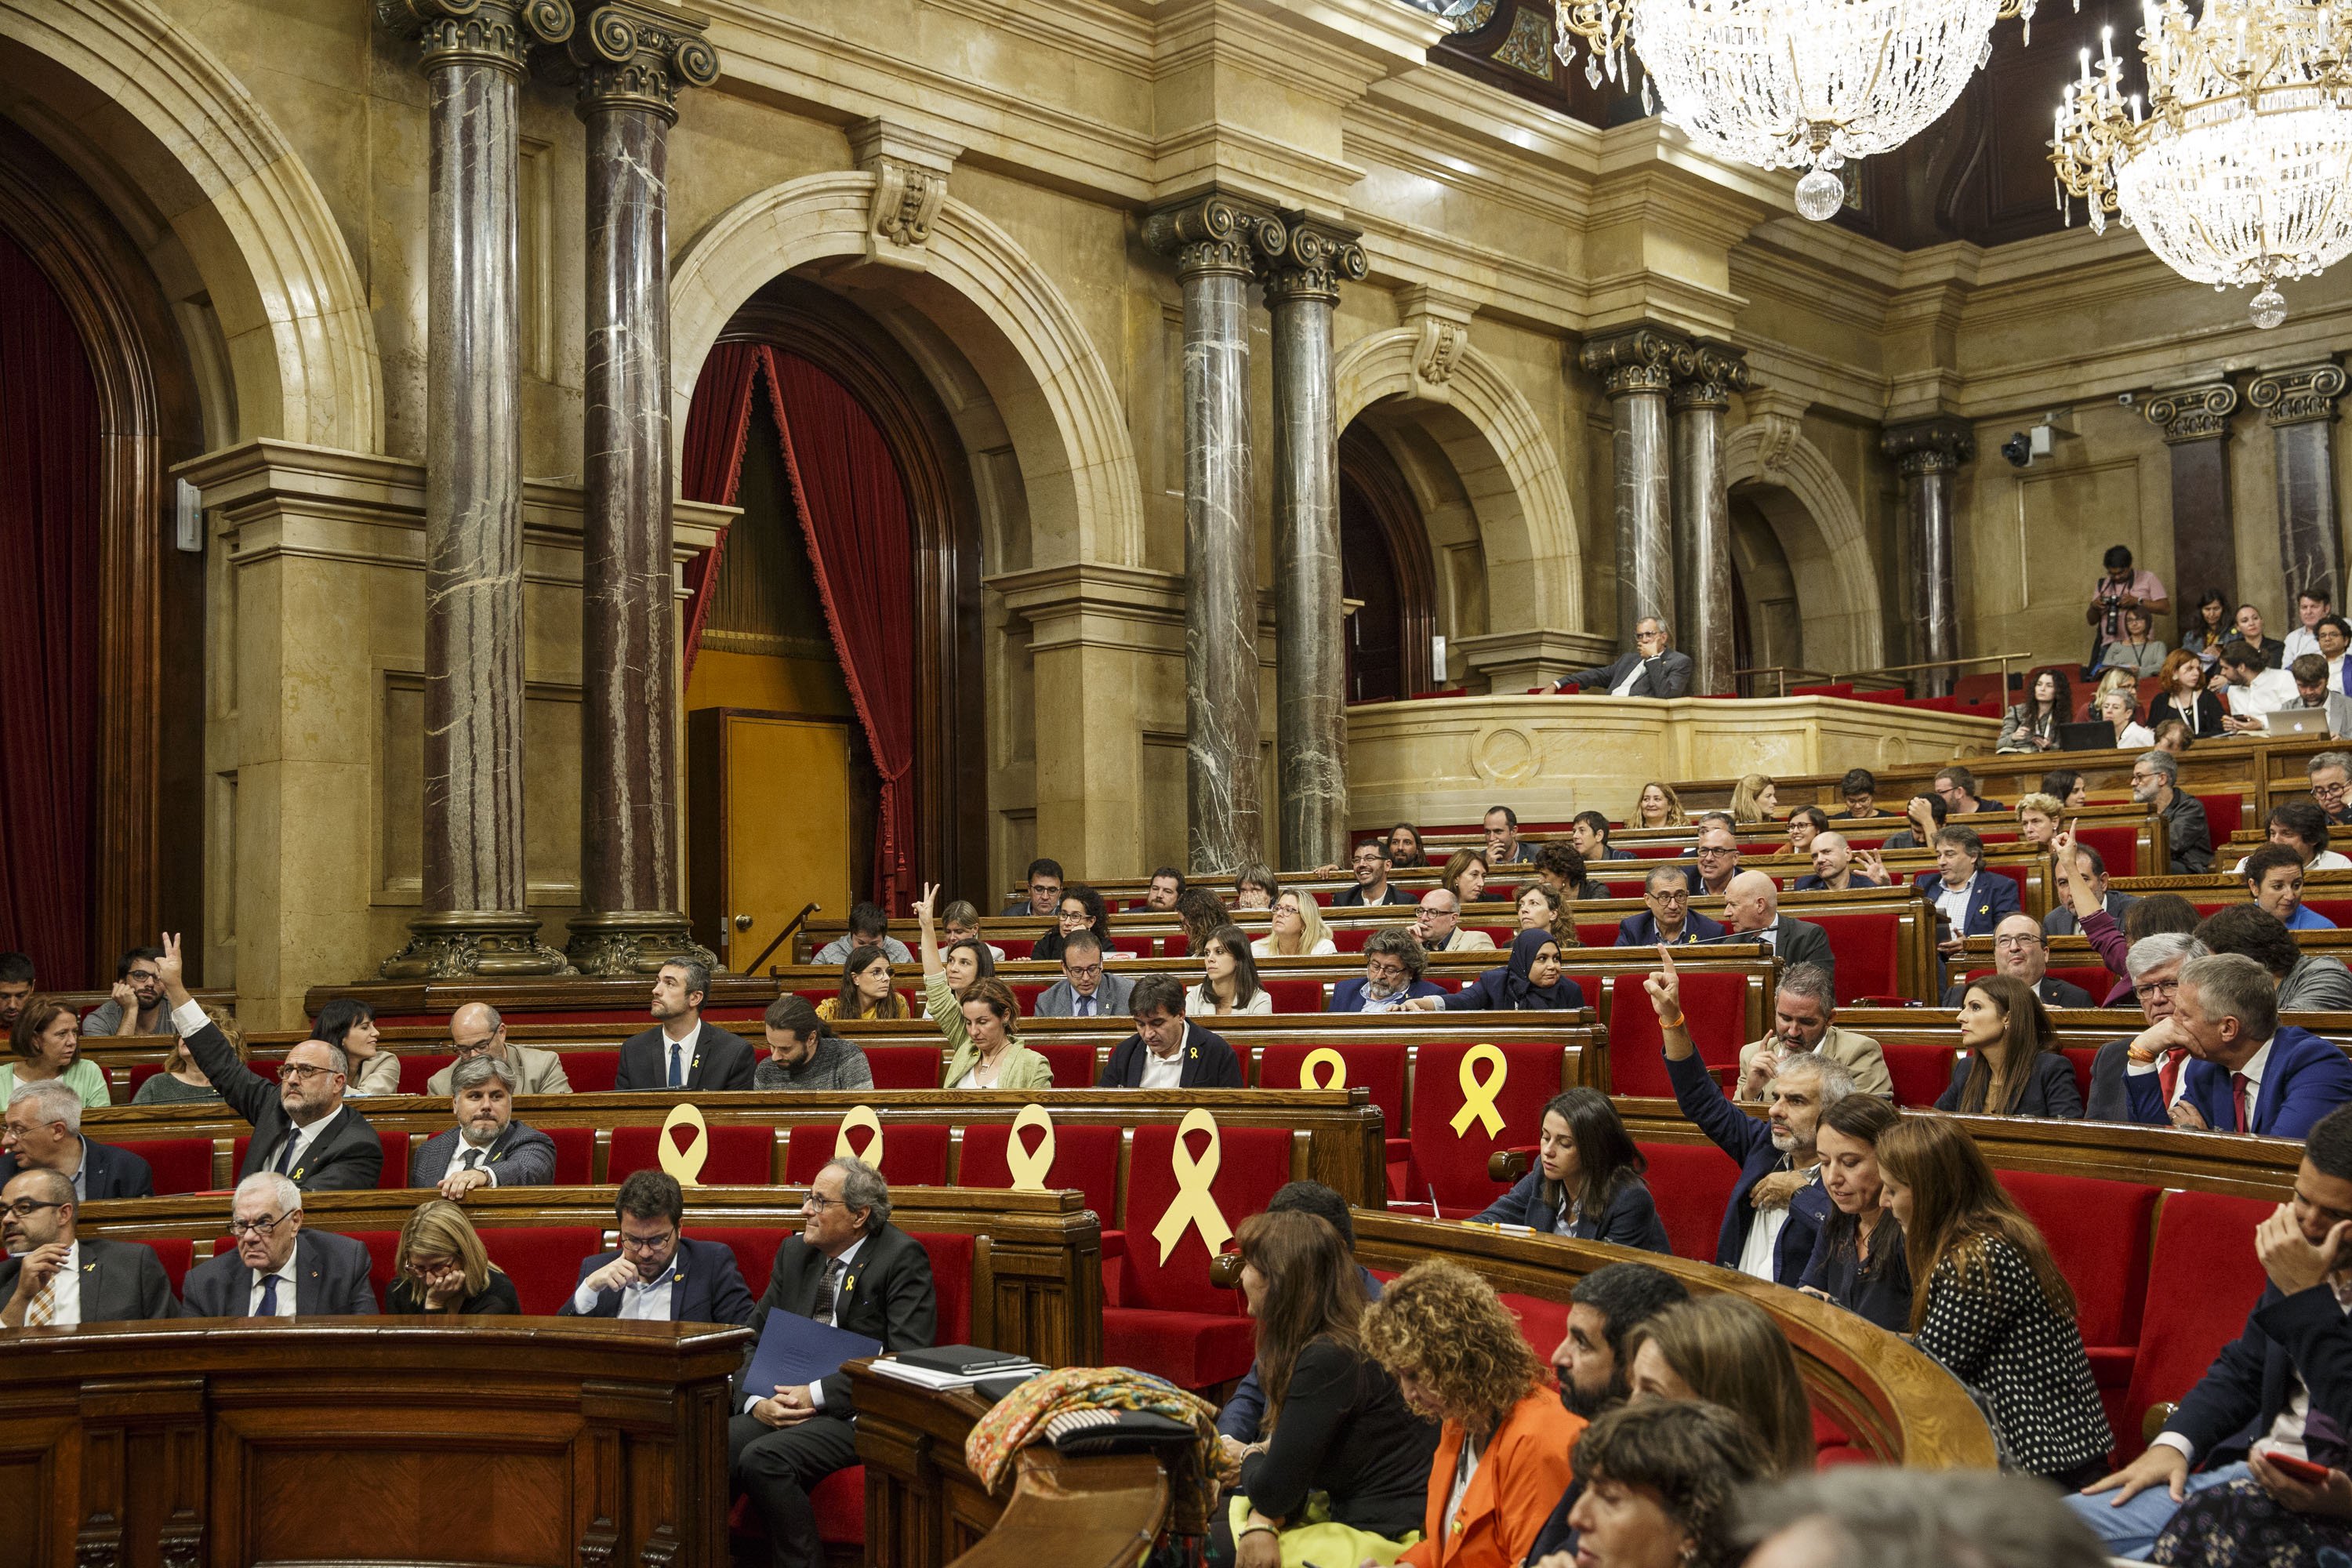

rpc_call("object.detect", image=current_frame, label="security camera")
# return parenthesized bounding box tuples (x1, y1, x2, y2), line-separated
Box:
(2002, 432, 2032, 468)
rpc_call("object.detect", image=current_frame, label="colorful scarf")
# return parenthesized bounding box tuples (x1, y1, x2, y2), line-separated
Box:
(965, 1365, 1227, 1517)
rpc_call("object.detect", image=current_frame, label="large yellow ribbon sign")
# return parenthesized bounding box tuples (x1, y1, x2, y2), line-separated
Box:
(1152, 1108, 1234, 1264)
(834, 1105, 885, 1167)
(659, 1102, 710, 1187)
(1450, 1045, 1508, 1138)
(1007, 1103, 1057, 1192)
(1298, 1047, 1347, 1091)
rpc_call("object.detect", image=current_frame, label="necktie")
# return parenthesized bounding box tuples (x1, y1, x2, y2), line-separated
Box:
(273, 1131, 299, 1175)
(2232, 1071, 2253, 1133)
(2159, 1050, 2183, 1107)
(668, 1041, 684, 1088)
(809, 1258, 844, 1325)
(256, 1272, 281, 1318)
(460, 1148, 485, 1171)
(1078, 995, 1094, 1017)
(23, 1275, 56, 1327)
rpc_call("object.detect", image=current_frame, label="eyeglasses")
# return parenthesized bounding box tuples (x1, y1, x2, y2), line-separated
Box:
(1991, 935, 2043, 950)
(619, 1229, 676, 1253)
(226, 1213, 289, 1238)
(1647, 889, 1689, 903)
(1696, 847, 1737, 859)
(1065, 963, 1104, 982)
(449, 1037, 499, 1058)
(2136, 979, 2182, 1000)
(801, 1194, 845, 1213)
(277, 1062, 337, 1083)
(1365, 959, 1408, 981)
(1, 1199, 62, 1221)
(2315, 781, 2349, 800)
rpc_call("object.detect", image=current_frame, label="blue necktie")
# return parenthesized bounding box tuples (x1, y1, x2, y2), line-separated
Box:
(256, 1273, 280, 1318)
(1079, 995, 1094, 1017)
(668, 1042, 684, 1088)
(273, 1133, 299, 1175)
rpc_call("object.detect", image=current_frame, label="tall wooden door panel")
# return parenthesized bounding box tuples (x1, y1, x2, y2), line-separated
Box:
(687, 709, 852, 971)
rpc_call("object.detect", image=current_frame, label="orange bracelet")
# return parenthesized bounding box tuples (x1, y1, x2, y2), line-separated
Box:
(1661, 1012, 1686, 1031)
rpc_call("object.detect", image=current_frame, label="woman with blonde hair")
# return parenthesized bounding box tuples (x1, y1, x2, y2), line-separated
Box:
(914, 884, 1054, 1091)
(1935, 973, 2082, 1118)
(135, 1004, 244, 1105)
(1441, 850, 1490, 910)
(388, 1198, 519, 1314)
(1635, 781, 1689, 829)
(1729, 775, 1780, 824)
(1254, 888, 1337, 959)
(1624, 1294, 1814, 1475)
(2012, 792, 2063, 849)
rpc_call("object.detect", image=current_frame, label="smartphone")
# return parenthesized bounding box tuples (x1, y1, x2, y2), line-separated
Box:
(2265, 1450, 2334, 1485)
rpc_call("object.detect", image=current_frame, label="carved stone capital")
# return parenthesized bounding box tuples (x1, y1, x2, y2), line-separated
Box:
(570, 1, 717, 121)
(2249, 363, 2347, 427)
(383, 0, 575, 75)
(1261, 213, 1367, 305)
(564, 911, 718, 976)
(379, 911, 574, 979)
(1668, 340, 1750, 413)
(2143, 382, 2241, 444)
(848, 118, 963, 271)
(1882, 416, 1975, 478)
(1142, 192, 1287, 283)
(1578, 327, 1684, 399)
(1399, 285, 1477, 405)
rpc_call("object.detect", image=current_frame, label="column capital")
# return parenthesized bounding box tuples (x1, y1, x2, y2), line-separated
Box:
(2248, 362, 2348, 427)
(2143, 382, 2241, 444)
(1261, 213, 1367, 306)
(1578, 326, 1684, 398)
(381, 0, 575, 74)
(568, 2, 717, 121)
(1882, 416, 1975, 477)
(1142, 192, 1287, 282)
(1668, 340, 1750, 413)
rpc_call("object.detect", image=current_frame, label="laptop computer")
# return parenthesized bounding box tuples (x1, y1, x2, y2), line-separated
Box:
(2267, 710, 2330, 736)
(2058, 721, 2121, 751)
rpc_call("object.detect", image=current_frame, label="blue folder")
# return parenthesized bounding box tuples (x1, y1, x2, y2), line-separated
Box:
(743, 1310, 884, 1397)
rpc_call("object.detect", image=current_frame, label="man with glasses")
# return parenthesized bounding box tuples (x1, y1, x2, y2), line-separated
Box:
(423, 1002, 574, 1096)
(1613, 864, 1726, 946)
(2130, 749, 2214, 873)
(1328, 929, 1446, 1013)
(180, 1172, 377, 1316)
(156, 933, 383, 1191)
(1932, 765, 2002, 816)
(1331, 837, 1414, 906)
(2085, 935, 2207, 1122)
(0, 1167, 179, 1327)
(1100, 974, 1244, 1085)
(1942, 913, 2094, 1007)
(1552, 615, 1693, 699)
(2309, 751, 2352, 827)
(731, 1157, 937, 1568)
(0, 1080, 154, 1200)
(560, 1169, 755, 1324)
(1034, 930, 1134, 1018)
(1415, 887, 1494, 953)
(1680, 822, 1744, 897)
(407, 1054, 558, 1199)
(1000, 857, 1064, 916)
(80, 946, 167, 1037)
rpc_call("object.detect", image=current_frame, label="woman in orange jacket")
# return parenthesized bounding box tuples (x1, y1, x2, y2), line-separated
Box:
(1361, 1260, 1587, 1568)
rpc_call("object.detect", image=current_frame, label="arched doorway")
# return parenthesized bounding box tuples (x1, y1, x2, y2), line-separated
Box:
(1338, 424, 1437, 702)
(1729, 492, 1806, 688)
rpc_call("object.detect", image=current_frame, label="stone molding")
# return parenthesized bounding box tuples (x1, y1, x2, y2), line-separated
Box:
(1579, 326, 1683, 397)
(2143, 382, 2241, 445)
(1261, 212, 1367, 304)
(1453, 627, 1620, 693)
(569, 1, 717, 119)
(848, 118, 964, 270)
(1738, 385, 1809, 481)
(1141, 191, 1287, 281)
(1397, 285, 1478, 404)
(2249, 363, 2347, 428)
(1881, 417, 1976, 477)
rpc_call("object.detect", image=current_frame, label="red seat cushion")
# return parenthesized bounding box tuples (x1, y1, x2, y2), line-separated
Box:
(126, 1063, 163, 1098)
(1118, 1120, 1293, 1341)
(608, 1123, 774, 1185)
(913, 1232, 974, 1343)
(810, 1467, 865, 1545)
(147, 1237, 194, 1293)
(115, 1137, 216, 1197)
(544, 1126, 594, 1186)
(2195, 793, 2244, 845)
(1013, 983, 1049, 1015)
(1499, 1290, 1567, 1360)
(1406, 1041, 1566, 1213)
(2061, 1047, 2098, 1107)
(865, 1047, 944, 1091)
(1332, 926, 1373, 953)
(562, 1051, 619, 1093)
(400, 1054, 456, 1094)
(477, 1225, 605, 1315)
(1256, 1040, 1409, 1142)
(1638, 1141, 1740, 1263)
(2114, 1190, 2274, 1465)
(2074, 824, 2142, 881)
(959, 1123, 1123, 1220)
(2001, 1173, 2155, 1390)
(698, 1226, 793, 1299)
(1261, 978, 1326, 1014)
(783, 1122, 949, 1187)
(1881, 1043, 1958, 1109)
(1027, 1041, 1098, 1087)
(351, 1229, 401, 1307)
(1610, 972, 1748, 1098)
(1101, 1308, 1258, 1389)
(376, 1131, 411, 1189)
(1108, 936, 1154, 960)
(1804, 912, 1903, 1006)
(1575, 921, 1620, 949)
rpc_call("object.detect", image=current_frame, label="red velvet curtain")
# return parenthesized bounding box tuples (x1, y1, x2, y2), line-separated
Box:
(0, 230, 101, 985)
(677, 340, 764, 686)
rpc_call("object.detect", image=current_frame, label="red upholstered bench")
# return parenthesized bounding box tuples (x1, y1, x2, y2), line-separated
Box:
(607, 1123, 774, 1185)
(1499, 1290, 1567, 1362)
(1258, 1037, 1409, 1150)
(561, 1050, 620, 1093)
(2002, 1172, 2157, 1446)
(1401, 1041, 1566, 1215)
(1013, 982, 1049, 1015)
(1163, 934, 1190, 956)
(1261, 978, 1326, 1014)
(147, 1237, 195, 1294)
(1610, 971, 1748, 1098)
(125, 1063, 163, 1100)
(783, 1122, 949, 1187)
(961, 1123, 1123, 1220)
(1028, 1041, 1099, 1088)
(864, 1047, 943, 1091)
(544, 1125, 594, 1186)
(2113, 1190, 2274, 1465)
(2195, 792, 2244, 845)
(234, 1131, 409, 1190)
(117, 1137, 218, 1196)
(478, 1225, 605, 1314)
(1637, 1141, 1741, 1264)
(1576, 921, 1621, 949)
(399, 1054, 456, 1094)
(1108, 936, 1153, 960)
(1333, 925, 1374, 953)
(2074, 823, 2141, 880)
(351, 1229, 401, 1306)
(1803, 911, 1904, 1006)
(2060, 1047, 2099, 1106)
(1880, 1042, 1958, 1108)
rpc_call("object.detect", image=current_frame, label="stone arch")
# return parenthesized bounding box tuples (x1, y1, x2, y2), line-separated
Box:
(1, 0, 383, 452)
(1723, 421, 1887, 672)
(670, 172, 1144, 569)
(1331, 328, 1582, 633)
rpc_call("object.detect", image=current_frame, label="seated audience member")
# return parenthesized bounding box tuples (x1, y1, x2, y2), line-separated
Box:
(2097, 688, 2156, 748)
(2220, 639, 2300, 730)
(1388, 823, 1429, 869)
(2236, 799, 2352, 873)
(1708, 872, 1835, 979)
(2311, 750, 2352, 826)
(1233, 862, 1277, 910)
(1515, 884, 1570, 941)
(2012, 793, 2063, 849)
(938, 900, 1006, 961)
(1614, 866, 1726, 947)
(1792, 832, 1877, 892)
(1029, 882, 1112, 962)
(2125, 950, 2352, 1134)
(4, 998, 112, 1110)
(1485, 804, 1534, 867)
(2180, 590, 2236, 670)
(1740, 1468, 2111, 1568)
(1570, 811, 1635, 862)
(428, 1003, 573, 1096)
(2044, 842, 2137, 936)
(312, 997, 397, 1098)
(2246, 841, 2339, 930)
(561, 1170, 754, 1324)
(1735, 964, 1889, 1103)
(1798, 1094, 1910, 1331)
(2198, 901, 2352, 1012)
(753, 996, 874, 1092)
(1523, 1262, 1693, 1562)
(1102, 973, 1243, 1087)
(1, 1080, 155, 1198)
(1998, 670, 2071, 753)
(1934, 766, 2001, 815)
(1784, 806, 1831, 856)
(1730, 773, 1780, 824)
(2071, 1105, 2352, 1563)
(409, 1054, 557, 1197)
(2320, 606, 2352, 683)
(2096, 604, 2165, 680)
(2285, 585, 2333, 663)
(2085, 934, 2208, 1122)
(80, 946, 167, 1037)
(1877, 789, 1947, 851)
(137, 1004, 241, 1104)
(1548, 1403, 1771, 1568)
(1936, 973, 2084, 1117)
(811, 901, 912, 965)
(1554, 615, 1693, 699)
(1359, 1259, 1584, 1568)
(1035, 930, 1134, 1018)
(1650, 949, 1844, 1286)
(1330, 929, 1446, 1014)
(1625, 1296, 1815, 1475)
(1533, 840, 1607, 902)
(0, 953, 31, 1040)
(1914, 827, 2022, 959)
(1002, 857, 1062, 916)
(1876, 1117, 2111, 1484)
(161, 934, 383, 1190)
(0, 1167, 176, 1327)
(1410, 929, 1585, 1014)
(2150, 647, 2227, 739)
(1177, 886, 1232, 955)
(1188, 925, 1271, 1017)
(818, 944, 909, 1022)
(1221, 1210, 1438, 1566)
(1415, 887, 1495, 954)
(180, 1171, 379, 1316)
(2153, 718, 2194, 755)
(2269, 653, 2352, 737)
(1836, 768, 1884, 819)
(1471, 1088, 1669, 1251)
(1636, 779, 1691, 829)
(612, 958, 753, 1092)
(1256, 888, 1338, 958)
(1941, 913, 2095, 1010)
(1136, 868, 1187, 913)
(1682, 822, 1741, 896)
(1218, 1181, 1387, 1442)
(1334, 838, 1414, 907)
(2132, 748, 2215, 873)
(387, 1198, 520, 1315)
(919, 882, 1054, 1089)
(731, 1158, 936, 1568)
(1439, 849, 1491, 912)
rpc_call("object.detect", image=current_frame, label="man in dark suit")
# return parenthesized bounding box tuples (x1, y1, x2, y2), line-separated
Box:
(408, 1054, 557, 1199)
(1523, 1262, 1693, 1562)
(0, 1167, 179, 1327)
(1098, 975, 1244, 1087)
(157, 932, 383, 1191)
(731, 1157, 937, 1568)
(2122, 953, 2352, 1136)
(2043, 842, 2138, 936)
(2, 1080, 154, 1200)
(559, 1169, 755, 1324)
(1326, 931, 1447, 1014)
(180, 1171, 379, 1316)
(1915, 829, 2022, 962)
(2068, 1105, 2352, 1554)
(1032, 931, 1135, 1018)
(1707, 872, 1835, 983)
(1330, 838, 1414, 907)
(2085, 934, 2204, 1123)
(1553, 616, 1693, 698)
(1939, 914, 2096, 1009)
(1614, 866, 1726, 946)
(615, 958, 756, 1092)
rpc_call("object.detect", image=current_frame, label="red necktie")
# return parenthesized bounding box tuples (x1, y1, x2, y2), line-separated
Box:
(2158, 1050, 2183, 1107)
(2231, 1071, 2252, 1134)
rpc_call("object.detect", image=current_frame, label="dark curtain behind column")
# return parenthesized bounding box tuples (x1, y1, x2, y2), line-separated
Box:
(0, 230, 101, 985)
(677, 340, 762, 686)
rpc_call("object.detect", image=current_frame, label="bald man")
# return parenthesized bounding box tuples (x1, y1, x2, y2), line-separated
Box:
(1707, 870, 1837, 982)
(1940, 913, 2096, 1009)
(1414, 888, 1496, 953)
(423, 1003, 575, 1098)
(1791, 833, 1878, 892)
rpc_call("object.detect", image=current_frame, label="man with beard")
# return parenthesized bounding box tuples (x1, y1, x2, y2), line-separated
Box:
(406, 1054, 557, 1197)
(0, 953, 31, 1041)
(81, 947, 167, 1036)
(1733, 964, 1890, 1102)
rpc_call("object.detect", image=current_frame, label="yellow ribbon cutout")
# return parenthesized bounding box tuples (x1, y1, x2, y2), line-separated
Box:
(659, 1102, 710, 1187)
(1007, 1103, 1057, 1191)
(835, 1104, 885, 1167)
(1298, 1047, 1347, 1091)
(1450, 1044, 1508, 1139)
(1152, 1107, 1234, 1264)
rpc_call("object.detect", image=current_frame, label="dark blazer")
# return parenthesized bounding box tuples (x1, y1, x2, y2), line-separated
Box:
(1666, 1051, 1831, 1285)
(2149, 690, 2228, 739)
(1933, 1050, 2085, 1118)
(1327, 977, 1447, 1013)
(1331, 883, 1414, 907)
(1940, 975, 2095, 1010)
(1558, 649, 1693, 699)
(185, 1018, 383, 1191)
(2164, 1282, 2352, 1467)
(1440, 968, 1586, 1013)
(2127, 1025, 2352, 1137)
(1791, 874, 1880, 892)
(1613, 909, 1725, 947)
(387, 1272, 521, 1315)
(1915, 872, 2021, 938)
(2044, 891, 2140, 936)
(558, 1235, 756, 1325)
(737, 1223, 936, 1418)
(1096, 1022, 1244, 1088)
(1218, 1268, 1384, 1441)
(180, 1229, 379, 1316)
(1236, 1338, 1436, 1540)
(0, 1236, 179, 1323)
(408, 1121, 558, 1188)
(2084, 1037, 2140, 1123)
(613, 1021, 757, 1092)
(1471, 1171, 1671, 1254)
(0, 1138, 154, 1200)
(1708, 916, 1833, 978)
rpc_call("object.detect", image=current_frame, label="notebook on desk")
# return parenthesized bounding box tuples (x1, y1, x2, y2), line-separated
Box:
(742, 1311, 883, 1398)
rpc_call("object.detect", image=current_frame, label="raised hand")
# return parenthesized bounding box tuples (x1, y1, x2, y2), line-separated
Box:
(1642, 946, 1682, 1022)
(912, 883, 938, 924)
(157, 932, 191, 1006)
(1855, 848, 1889, 886)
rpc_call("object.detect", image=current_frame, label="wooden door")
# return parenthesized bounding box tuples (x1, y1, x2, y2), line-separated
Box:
(687, 709, 853, 972)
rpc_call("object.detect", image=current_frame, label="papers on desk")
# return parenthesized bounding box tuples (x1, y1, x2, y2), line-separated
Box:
(866, 1356, 1047, 1392)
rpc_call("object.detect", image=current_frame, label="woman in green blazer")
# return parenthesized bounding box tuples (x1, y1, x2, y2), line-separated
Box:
(916, 884, 1056, 1091)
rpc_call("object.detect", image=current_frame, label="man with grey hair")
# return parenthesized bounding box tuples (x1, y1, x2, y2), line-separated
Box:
(2130, 749, 2213, 873)
(2, 1167, 179, 1327)
(2122, 951, 2352, 1134)
(1553, 615, 1692, 698)
(407, 1054, 557, 1198)
(425, 1001, 573, 1096)
(2085, 934, 2208, 1122)
(731, 1156, 938, 1568)
(0, 1080, 154, 1199)
(1414, 887, 1495, 953)
(1739, 1467, 2108, 1568)
(2310, 749, 2352, 826)
(2043, 840, 2138, 936)
(180, 1172, 378, 1316)
(1329, 927, 1445, 1012)
(1735, 964, 1889, 1102)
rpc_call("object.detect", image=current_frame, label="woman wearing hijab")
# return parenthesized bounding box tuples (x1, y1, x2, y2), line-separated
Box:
(1403, 929, 1585, 1012)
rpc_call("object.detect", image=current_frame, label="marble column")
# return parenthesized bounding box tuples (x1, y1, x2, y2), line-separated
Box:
(1882, 419, 1975, 698)
(1143, 194, 1283, 878)
(2249, 363, 2348, 607)
(1668, 342, 1750, 696)
(563, 3, 719, 975)
(382, 0, 575, 979)
(1263, 215, 1365, 873)
(2143, 383, 2241, 615)
(1578, 329, 1682, 651)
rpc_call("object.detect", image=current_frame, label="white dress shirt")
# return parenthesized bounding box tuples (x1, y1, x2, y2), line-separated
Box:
(248, 1250, 301, 1317)
(442, 1133, 503, 1187)
(269, 1105, 345, 1178)
(1139, 1043, 1186, 1089)
(568, 1264, 676, 1321)
(1737, 1197, 1789, 1283)
(1933, 876, 1975, 935)
(1609, 660, 1645, 696)
(2230, 668, 2301, 717)
(2284, 626, 2322, 664)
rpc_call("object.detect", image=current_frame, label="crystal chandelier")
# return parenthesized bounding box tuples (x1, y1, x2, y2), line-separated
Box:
(1555, 0, 2046, 220)
(2051, 0, 2352, 328)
